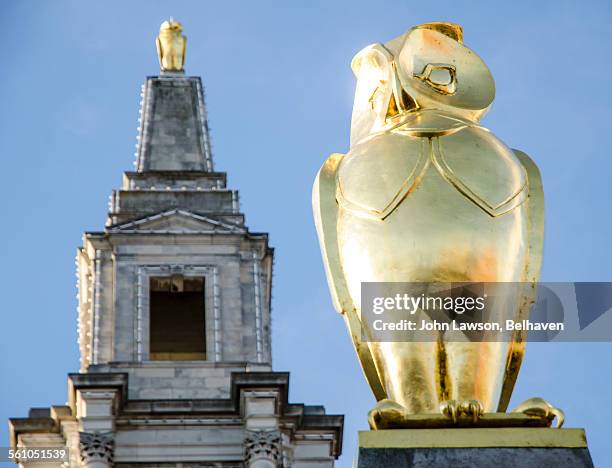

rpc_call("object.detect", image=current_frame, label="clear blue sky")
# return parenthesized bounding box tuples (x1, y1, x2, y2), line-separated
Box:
(1, 1, 611, 466)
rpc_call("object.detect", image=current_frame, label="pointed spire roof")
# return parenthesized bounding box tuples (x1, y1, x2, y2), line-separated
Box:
(135, 75, 213, 172)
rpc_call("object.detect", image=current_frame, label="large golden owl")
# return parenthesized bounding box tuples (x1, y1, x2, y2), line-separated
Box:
(313, 22, 547, 426)
(156, 19, 187, 72)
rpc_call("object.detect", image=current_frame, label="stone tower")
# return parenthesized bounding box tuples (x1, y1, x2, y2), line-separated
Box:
(9, 20, 343, 468)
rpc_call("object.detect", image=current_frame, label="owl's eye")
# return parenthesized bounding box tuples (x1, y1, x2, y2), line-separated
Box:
(414, 63, 457, 95)
(429, 67, 453, 85)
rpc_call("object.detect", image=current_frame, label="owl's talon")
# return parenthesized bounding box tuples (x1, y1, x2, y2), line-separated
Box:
(368, 399, 408, 430)
(512, 397, 565, 428)
(441, 399, 483, 424)
(440, 400, 459, 423)
(460, 399, 484, 424)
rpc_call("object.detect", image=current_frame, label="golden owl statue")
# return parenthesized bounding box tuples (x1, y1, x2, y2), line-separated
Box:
(156, 19, 187, 72)
(313, 23, 560, 428)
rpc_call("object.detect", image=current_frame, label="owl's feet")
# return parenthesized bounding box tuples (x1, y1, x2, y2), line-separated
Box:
(512, 397, 565, 428)
(440, 399, 484, 424)
(367, 399, 408, 430)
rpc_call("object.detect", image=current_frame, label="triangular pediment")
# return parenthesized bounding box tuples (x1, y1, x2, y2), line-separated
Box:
(108, 209, 246, 234)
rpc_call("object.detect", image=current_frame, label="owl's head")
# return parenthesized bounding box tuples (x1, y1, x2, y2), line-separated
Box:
(160, 18, 183, 35)
(349, 23, 495, 146)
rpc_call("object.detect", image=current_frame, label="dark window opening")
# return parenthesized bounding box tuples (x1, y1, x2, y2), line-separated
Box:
(150, 275, 206, 360)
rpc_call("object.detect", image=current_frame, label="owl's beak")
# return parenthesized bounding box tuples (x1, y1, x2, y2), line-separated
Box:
(389, 87, 418, 118)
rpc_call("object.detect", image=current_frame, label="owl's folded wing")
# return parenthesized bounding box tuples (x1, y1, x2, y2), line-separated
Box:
(155, 37, 164, 68)
(313, 153, 387, 401)
(498, 149, 545, 412)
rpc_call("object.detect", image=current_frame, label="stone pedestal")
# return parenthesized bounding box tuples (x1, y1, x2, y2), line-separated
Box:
(356, 428, 594, 467)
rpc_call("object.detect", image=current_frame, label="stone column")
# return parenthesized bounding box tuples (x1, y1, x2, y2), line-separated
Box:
(241, 388, 284, 468)
(68, 374, 125, 467)
(244, 430, 281, 468)
(79, 432, 114, 468)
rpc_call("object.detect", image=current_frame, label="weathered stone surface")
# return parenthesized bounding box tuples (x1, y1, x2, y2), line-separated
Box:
(136, 77, 212, 172)
(123, 170, 226, 191)
(356, 428, 594, 468)
(113, 190, 235, 219)
(356, 447, 594, 467)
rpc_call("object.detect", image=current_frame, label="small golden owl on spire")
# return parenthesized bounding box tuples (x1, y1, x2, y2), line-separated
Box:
(156, 18, 186, 72)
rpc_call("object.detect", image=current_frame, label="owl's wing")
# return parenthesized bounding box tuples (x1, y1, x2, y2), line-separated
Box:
(497, 149, 544, 412)
(155, 37, 164, 69)
(313, 153, 387, 401)
(181, 37, 187, 67)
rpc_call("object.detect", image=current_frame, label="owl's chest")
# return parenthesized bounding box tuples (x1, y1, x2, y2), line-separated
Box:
(159, 34, 185, 53)
(336, 125, 527, 220)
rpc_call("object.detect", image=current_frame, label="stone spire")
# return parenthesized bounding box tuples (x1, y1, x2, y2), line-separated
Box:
(135, 76, 213, 171)
(8, 20, 344, 468)
(135, 20, 213, 171)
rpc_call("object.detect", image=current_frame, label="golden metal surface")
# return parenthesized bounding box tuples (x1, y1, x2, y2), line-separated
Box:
(513, 397, 565, 428)
(359, 428, 588, 449)
(368, 399, 562, 430)
(156, 18, 186, 72)
(313, 23, 546, 427)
